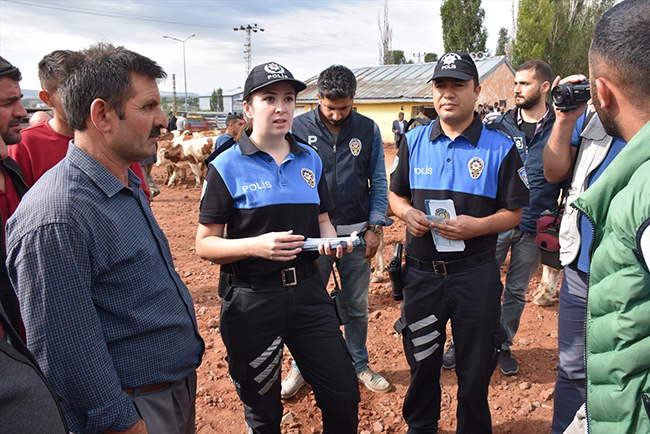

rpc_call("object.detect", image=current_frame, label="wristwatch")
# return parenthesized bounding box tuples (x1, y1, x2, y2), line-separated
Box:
(367, 224, 383, 235)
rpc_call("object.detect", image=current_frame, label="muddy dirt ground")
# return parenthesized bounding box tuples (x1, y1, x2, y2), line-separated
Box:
(149, 144, 560, 434)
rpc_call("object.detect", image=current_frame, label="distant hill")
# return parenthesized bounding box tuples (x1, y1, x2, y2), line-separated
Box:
(20, 89, 200, 99)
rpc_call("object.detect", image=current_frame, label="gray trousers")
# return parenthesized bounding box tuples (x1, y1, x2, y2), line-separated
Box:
(495, 228, 541, 350)
(126, 371, 197, 434)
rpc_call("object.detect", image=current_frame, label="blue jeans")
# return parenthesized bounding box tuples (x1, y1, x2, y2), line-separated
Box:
(552, 264, 587, 434)
(495, 227, 540, 350)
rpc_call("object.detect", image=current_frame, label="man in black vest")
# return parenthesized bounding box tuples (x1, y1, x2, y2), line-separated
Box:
(283, 64, 392, 397)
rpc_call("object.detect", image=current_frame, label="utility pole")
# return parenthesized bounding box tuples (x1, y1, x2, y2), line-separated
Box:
(163, 34, 195, 113)
(172, 73, 177, 115)
(413, 52, 425, 63)
(234, 24, 264, 77)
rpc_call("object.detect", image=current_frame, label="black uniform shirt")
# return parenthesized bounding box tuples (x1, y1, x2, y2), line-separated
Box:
(199, 132, 334, 275)
(390, 113, 529, 261)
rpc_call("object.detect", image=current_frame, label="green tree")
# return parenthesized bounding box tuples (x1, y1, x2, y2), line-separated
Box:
(512, 0, 614, 78)
(424, 52, 438, 63)
(496, 27, 509, 56)
(392, 50, 407, 64)
(210, 89, 218, 111)
(440, 0, 488, 54)
(210, 88, 224, 112)
(546, 0, 614, 77)
(512, 0, 553, 67)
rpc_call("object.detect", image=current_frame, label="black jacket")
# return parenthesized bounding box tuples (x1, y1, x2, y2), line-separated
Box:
(0, 303, 69, 433)
(0, 157, 28, 334)
(292, 107, 377, 229)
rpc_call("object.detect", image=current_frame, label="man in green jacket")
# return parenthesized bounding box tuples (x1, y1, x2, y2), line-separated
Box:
(566, 0, 650, 433)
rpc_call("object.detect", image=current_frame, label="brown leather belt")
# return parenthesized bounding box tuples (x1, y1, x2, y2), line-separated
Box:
(123, 382, 172, 395)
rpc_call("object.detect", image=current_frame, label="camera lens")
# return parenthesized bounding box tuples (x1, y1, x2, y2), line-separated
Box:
(552, 85, 569, 105)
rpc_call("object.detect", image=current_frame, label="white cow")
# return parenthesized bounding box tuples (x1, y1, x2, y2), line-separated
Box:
(156, 136, 215, 187)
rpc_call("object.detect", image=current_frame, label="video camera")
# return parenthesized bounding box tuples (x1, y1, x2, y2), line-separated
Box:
(552, 80, 590, 112)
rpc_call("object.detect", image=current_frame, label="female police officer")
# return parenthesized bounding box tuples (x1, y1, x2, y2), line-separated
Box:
(195, 62, 360, 434)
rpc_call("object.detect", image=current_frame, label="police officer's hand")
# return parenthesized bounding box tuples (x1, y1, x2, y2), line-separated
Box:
(363, 230, 380, 263)
(404, 208, 433, 238)
(255, 231, 305, 262)
(319, 232, 356, 258)
(432, 215, 480, 240)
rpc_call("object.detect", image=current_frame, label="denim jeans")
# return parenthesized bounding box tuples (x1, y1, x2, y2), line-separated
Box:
(552, 264, 588, 434)
(495, 227, 541, 350)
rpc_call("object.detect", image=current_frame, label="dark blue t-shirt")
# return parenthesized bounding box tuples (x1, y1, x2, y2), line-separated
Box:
(571, 111, 627, 273)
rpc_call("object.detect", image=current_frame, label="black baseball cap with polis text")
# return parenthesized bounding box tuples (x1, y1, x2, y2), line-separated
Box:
(428, 52, 479, 83)
(243, 62, 306, 100)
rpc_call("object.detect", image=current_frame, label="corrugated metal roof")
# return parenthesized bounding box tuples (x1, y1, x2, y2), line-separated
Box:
(297, 56, 513, 103)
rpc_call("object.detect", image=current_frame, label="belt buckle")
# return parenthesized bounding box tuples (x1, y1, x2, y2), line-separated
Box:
(432, 261, 447, 276)
(281, 267, 297, 287)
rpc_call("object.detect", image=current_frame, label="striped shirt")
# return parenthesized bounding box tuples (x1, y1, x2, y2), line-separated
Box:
(6, 143, 204, 433)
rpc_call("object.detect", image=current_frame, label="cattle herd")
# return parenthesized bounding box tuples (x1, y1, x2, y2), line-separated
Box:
(155, 130, 219, 187)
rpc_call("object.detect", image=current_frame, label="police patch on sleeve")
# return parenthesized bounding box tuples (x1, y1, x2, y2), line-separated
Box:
(390, 156, 399, 174)
(468, 157, 484, 179)
(518, 166, 530, 189)
(349, 138, 362, 156)
(301, 168, 316, 188)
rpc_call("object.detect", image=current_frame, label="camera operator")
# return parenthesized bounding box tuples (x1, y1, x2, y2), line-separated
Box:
(542, 64, 628, 434)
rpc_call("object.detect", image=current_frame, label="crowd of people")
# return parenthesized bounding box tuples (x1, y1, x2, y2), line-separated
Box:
(0, 1, 648, 433)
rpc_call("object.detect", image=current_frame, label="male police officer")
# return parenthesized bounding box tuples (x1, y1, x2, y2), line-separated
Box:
(389, 52, 529, 433)
(283, 64, 391, 397)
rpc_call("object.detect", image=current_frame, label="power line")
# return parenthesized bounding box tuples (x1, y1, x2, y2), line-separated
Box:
(2, 0, 375, 53)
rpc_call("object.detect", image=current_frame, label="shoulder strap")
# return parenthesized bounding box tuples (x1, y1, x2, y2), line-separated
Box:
(485, 120, 515, 142)
(560, 110, 596, 193)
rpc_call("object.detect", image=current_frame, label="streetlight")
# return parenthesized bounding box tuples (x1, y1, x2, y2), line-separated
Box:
(233, 24, 264, 77)
(163, 33, 195, 113)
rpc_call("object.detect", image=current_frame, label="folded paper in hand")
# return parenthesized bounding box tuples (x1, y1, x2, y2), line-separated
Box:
(424, 199, 466, 252)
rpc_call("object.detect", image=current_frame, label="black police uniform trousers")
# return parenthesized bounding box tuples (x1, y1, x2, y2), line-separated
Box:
(396, 256, 503, 434)
(219, 271, 360, 434)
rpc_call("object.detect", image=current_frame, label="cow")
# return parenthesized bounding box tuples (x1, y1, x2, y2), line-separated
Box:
(532, 265, 562, 306)
(156, 136, 215, 187)
(370, 232, 385, 283)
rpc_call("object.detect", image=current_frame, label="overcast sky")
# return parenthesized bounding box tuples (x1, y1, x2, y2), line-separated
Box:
(1, 0, 516, 96)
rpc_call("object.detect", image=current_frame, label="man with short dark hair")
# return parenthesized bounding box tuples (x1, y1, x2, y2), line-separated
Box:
(6, 43, 204, 434)
(0, 56, 28, 337)
(389, 51, 529, 433)
(492, 59, 557, 375)
(167, 110, 177, 131)
(392, 112, 408, 148)
(0, 55, 69, 434)
(204, 113, 244, 166)
(176, 112, 187, 131)
(284, 64, 391, 397)
(9, 50, 150, 200)
(411, 105, 431, 128)
(560, 1, 650, 432)
(543, 80, 628, 434)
